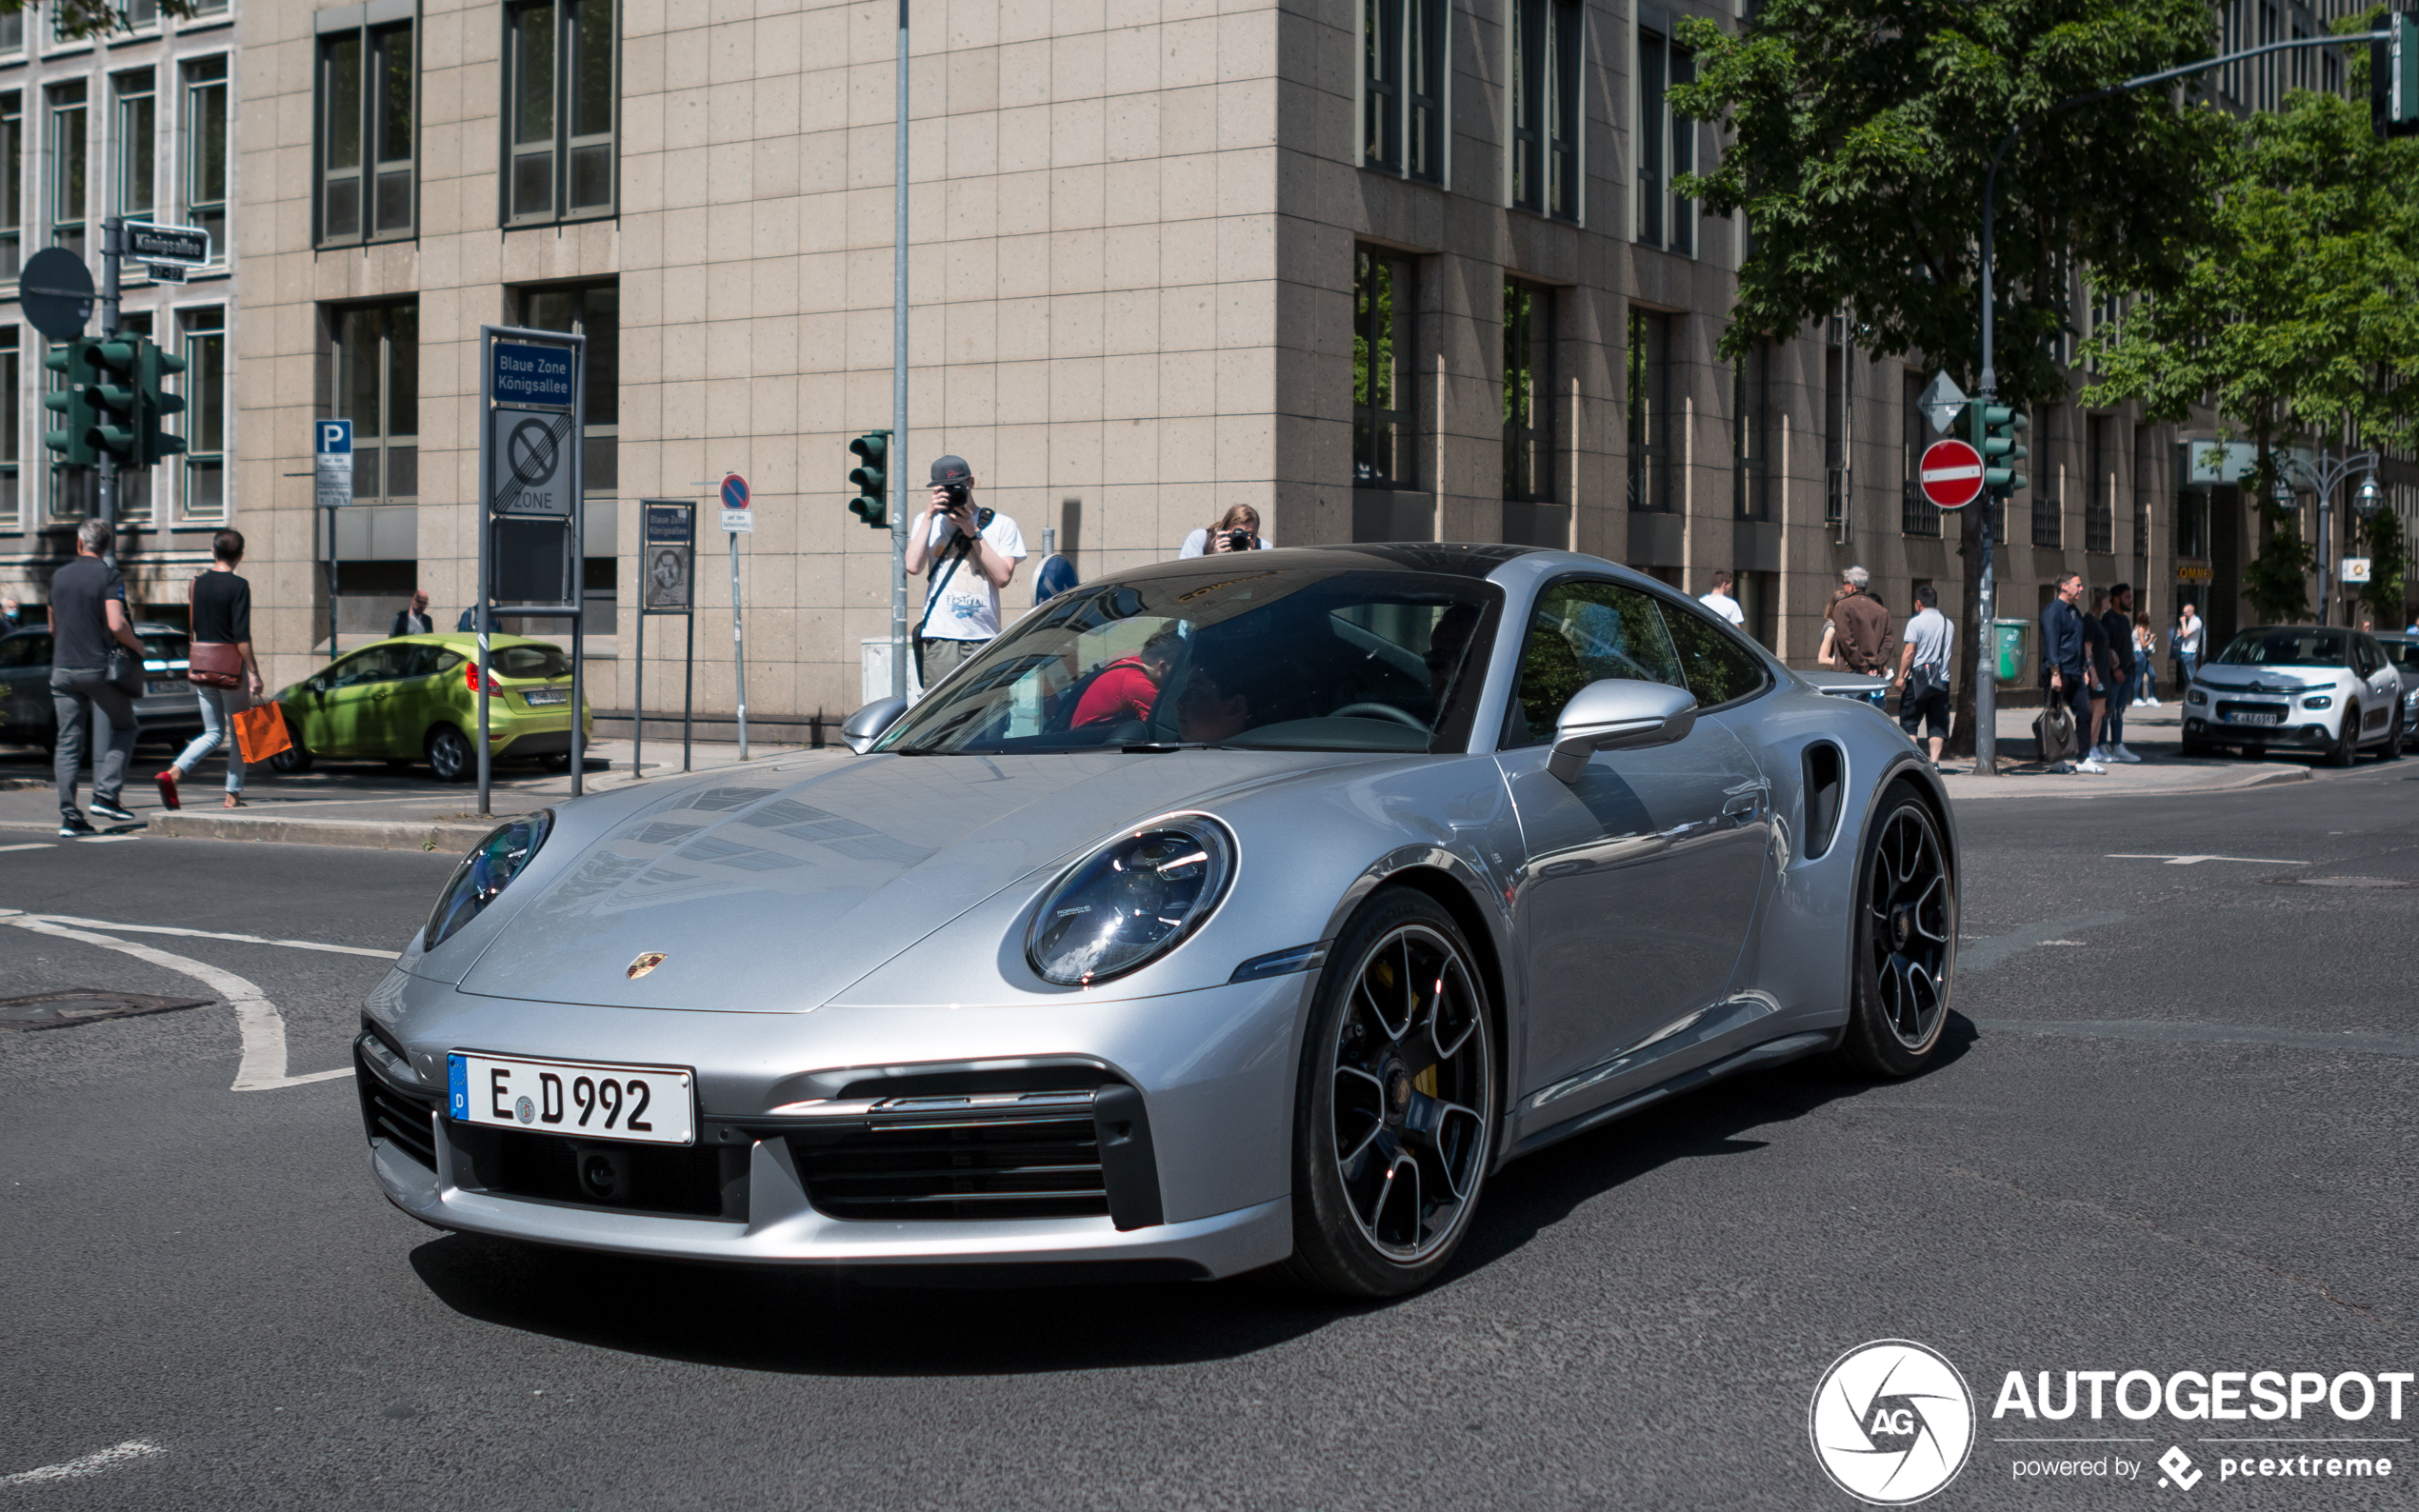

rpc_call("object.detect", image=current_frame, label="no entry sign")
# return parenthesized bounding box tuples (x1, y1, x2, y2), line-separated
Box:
(1919, 439, 1986, 510)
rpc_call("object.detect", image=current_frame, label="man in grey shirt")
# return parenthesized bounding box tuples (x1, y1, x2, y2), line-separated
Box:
(49, 520, 149, 834)
(1891, 584, 1956, 765)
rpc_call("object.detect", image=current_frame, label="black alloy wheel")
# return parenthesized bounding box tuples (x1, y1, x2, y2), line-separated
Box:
(1288, 887, 1495, 1297)
(426, 725, 473, 784)
(2325, 707, 2360, 768)
(1840, 787, 1956, 1079)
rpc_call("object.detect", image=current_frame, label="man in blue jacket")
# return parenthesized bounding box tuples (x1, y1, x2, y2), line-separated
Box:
(2038, 572, 2102, 773)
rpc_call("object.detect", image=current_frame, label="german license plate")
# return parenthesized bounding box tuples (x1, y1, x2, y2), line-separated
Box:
(448, 1051, 695, 1145)
(524, 687, 570, 706)
(2226, 709, 2282, 726)
(146, 679, 184, 697)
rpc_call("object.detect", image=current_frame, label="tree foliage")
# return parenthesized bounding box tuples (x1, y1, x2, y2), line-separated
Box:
(1670, 0, 2229, 408)
(0, 1, 196, 43)
(2357, 504, 2408, 627)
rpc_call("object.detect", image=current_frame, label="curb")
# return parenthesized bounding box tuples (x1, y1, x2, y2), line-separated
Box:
(148, 812, 499, 852)
(1941, 764, 2313, 801)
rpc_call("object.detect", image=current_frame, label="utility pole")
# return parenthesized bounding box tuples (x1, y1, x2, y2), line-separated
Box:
(890, 0, 911, 699)
(96, 216, 120, 531)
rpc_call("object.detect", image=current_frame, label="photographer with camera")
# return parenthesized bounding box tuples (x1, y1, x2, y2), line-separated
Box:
(1177, 505, 1269, 558)
(905, 455, 1026, 689)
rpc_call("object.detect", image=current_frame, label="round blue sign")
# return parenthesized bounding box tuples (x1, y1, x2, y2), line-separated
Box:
(720, 473, 750, 511)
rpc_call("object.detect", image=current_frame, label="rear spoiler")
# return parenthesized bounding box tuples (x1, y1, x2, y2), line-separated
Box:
(1803, 672, 1891, 700)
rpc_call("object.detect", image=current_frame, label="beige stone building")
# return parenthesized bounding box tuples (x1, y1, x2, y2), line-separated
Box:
(226, 0, 2410, 735)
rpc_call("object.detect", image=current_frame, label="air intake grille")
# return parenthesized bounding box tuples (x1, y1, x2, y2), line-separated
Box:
(356, 1045, 439, 1171)
(796, 1093, 1111, 1222)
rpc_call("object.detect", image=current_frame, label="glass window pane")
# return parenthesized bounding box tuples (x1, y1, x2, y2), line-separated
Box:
(1508, 580, 1687, 745)
(568, 142, 611, 210)
(514, 5, 555, 148)
(374, 169, 412, 233)
(324, 176, 361, 240)
(339, 307, 381, 439)
(570, 0, 614, 138)
(0, 14, 20, 50)
(375, 26, 412, 165)
(117, 86, 154, 220)
(386, 303, 418, 439)
(0, 94, 20, 280)
(581, 284, 617, 425)
(1637, 30, 1666, 247)
(325, 36, 362, 172)
(185, 459, 225, 518)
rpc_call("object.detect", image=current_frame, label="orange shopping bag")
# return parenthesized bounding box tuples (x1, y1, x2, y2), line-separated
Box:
(231, 703, 291, 766)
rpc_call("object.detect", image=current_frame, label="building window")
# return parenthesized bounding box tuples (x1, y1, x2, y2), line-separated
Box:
(1510, 0, 1579, 219)
(1363, 0, 1446, 183)
(0, 92, 20, 281)
(0, 13, 20, 51)
(1627, 307, 1672, 512)
(182, 58, 228, 259)
(1354, 246, 1416, 490)
(1637, 27, 1695, 252)
(1733, 341, 1770, 521)
(504, 0, 617, 226)
(0, 327, 17, 529)
(318, 16, 415, 247)
(2175, 490, 2210, 559)
(49, 83, 86, 263)
(113, 71, 155, 226)
(326, 301, 418, 505)
(1902, 369, 1940, 537)
(190, 0, 228, 15)
(179, 306, 226, 522)
(2085, 415, 2113, 553)
(1505, 282, 1557, 503)
(2031, 408, 2062, 547)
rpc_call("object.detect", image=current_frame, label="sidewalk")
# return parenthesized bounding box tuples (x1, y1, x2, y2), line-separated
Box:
(1934, 701, 2317, 801)
(0, 736, 850, 851)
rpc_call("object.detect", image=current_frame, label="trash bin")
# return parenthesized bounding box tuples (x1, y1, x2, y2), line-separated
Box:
(1993, 619, 2029, 686)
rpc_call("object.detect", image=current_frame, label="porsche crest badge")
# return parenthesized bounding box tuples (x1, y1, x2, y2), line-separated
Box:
(626, 952, 669, 980)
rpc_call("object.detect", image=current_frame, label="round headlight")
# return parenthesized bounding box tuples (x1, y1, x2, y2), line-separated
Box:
(424, 810, 554, 952)
(1026, 818, 1234, 986)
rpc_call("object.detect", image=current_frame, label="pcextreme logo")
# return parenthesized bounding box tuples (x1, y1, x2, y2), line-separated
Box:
(1810, 1341, 1978, 1505)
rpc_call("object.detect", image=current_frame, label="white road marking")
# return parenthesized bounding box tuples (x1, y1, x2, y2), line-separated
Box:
(13, 913, 397, 960)
(2037, 940, 2087, 945)
(2105, 853, 2310, 865)
(0, 842, 55, 852)
(0, 1440, 163, 1485)
(77, 834, 144, 843)
(0, 913, 352, 1091)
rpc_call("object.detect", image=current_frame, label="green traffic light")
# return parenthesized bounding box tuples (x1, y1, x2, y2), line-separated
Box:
(40, 338, 97, 468)
(848, 429, 890, 528)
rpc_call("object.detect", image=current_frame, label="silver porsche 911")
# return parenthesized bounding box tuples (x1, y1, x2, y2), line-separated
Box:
(357, 545, 1958, 1296)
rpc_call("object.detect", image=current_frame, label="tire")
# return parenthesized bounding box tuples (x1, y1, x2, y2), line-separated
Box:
(539, 752, 572, 773)
(2325, 707, 2359, 768)
(1285, 886, 1497, 1299)
(425, 724, 473, 784)
(2239, 743, 2266, 760)
(2382, 708, 2405, 762)
(1839, 786, 1957, 1080)
(268, 720, 313, 774)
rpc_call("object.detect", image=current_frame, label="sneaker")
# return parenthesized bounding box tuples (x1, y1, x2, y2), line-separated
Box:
(154, 768, 181, 810)
(59, 812, 95, 837)
(2112, 745, 2142, 764)
(2077, 758, 2109, 774)
(2083, 746, 2106, 764)
(89, 798, 137, 824)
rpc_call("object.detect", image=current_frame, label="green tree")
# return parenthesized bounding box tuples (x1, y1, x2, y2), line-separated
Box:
(1670, 0, 2230, 757)
(2081, 33, 2419, 627)
(2357, 503, 2408, 627)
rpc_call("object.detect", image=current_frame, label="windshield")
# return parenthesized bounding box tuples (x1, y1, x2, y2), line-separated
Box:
(2382, 640, 2419, 673)
(2213, 629, 2350, 668)
(492, 645, 571, 680)
(877, 567, 1502, 755)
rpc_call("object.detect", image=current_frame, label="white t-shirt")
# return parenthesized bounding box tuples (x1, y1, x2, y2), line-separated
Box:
(1903, 607, 1954, 673)
(1698, 589, 1745, 627)
(920, 510, 1027, 641)
(1178, 527, 1271, 558)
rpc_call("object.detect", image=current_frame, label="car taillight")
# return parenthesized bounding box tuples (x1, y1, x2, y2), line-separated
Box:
(466, 661, 503, 695)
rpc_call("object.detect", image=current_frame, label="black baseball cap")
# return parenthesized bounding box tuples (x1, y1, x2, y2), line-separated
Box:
(930, 455, 973, 487)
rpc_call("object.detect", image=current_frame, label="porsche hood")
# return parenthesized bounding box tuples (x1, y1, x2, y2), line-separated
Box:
(448, 749, 1349, 1011)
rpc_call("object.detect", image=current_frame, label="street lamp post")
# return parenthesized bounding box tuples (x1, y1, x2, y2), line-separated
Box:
(2278, 447, 2380, 626)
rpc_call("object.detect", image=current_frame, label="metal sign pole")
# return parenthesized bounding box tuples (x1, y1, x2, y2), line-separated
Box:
(683, 606, 695, 773)
(476, 328, 494, 817)
(729, 527, 749, 761)
(568, 329, 588, 801)
(890, 0, 910, 699)
(633, 599, 646, 778)
(326, 505, 339, 666)
(96, 216, 119, 529)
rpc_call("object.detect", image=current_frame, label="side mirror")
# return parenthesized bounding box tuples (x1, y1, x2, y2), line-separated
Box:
(1547, 678, 1697, 784)
(842, 696, 910, 754)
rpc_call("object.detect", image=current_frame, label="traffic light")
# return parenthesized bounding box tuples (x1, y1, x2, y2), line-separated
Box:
(41, 339, 96, 468)
(1977, 404, 2029, 494)
(848, 429, 891, 527)
(139, 339, 187, 468)
(2374, 12, 2419, 138)
(87, 336, 140, 468)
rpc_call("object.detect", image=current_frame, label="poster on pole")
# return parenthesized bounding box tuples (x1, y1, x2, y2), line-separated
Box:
(642, 501, 695, 614)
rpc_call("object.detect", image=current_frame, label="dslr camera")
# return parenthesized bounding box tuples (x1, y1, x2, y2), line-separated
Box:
(1225, 528, 1256, 552)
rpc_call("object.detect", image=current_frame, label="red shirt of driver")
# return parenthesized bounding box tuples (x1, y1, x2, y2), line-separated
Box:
(1071, 654, 1160, 726)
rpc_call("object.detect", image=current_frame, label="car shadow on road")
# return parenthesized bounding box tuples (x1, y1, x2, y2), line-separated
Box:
(407, 1012, 1980, 1377)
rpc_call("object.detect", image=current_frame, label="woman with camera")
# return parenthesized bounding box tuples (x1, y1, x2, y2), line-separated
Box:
(1178, 506, 1270, 558)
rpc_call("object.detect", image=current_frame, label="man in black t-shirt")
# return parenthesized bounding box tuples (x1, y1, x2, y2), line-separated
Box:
(49, 521, 149, 834)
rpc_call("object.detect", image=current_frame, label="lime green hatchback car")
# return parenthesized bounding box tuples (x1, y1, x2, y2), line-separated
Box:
(271, 634, 593, 782)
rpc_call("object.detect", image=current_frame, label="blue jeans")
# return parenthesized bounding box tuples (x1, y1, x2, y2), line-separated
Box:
(170, 685, 247, 793)
(2177, 650, 2200, 687)
(2101, 672, 2129, 746)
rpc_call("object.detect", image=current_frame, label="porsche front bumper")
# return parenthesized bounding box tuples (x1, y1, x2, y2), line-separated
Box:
(357, 970, 1311, 1281)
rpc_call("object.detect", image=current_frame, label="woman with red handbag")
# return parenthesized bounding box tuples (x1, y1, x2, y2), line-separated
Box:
(157, 529, 264, 810)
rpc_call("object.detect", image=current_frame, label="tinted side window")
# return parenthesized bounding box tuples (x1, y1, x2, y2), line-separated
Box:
(330, 647, 402, 687)
(0, 634, 45, 668)
(1505, 580, 1686, 747)
(1659, 598, 1770, 707)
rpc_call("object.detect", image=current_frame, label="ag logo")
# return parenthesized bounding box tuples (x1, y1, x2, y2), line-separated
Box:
(1809, 1340, 1975, 1504)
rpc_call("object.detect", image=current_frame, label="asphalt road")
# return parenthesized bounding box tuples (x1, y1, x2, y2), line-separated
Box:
(3, 761, 2415, 1510)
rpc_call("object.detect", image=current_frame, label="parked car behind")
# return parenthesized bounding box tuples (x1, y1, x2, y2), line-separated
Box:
(2182, 626, 2407, 766)
(271, 633, 592, 783)
(2372, 632, 2419, 735)
(0, 621, 202, 746)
